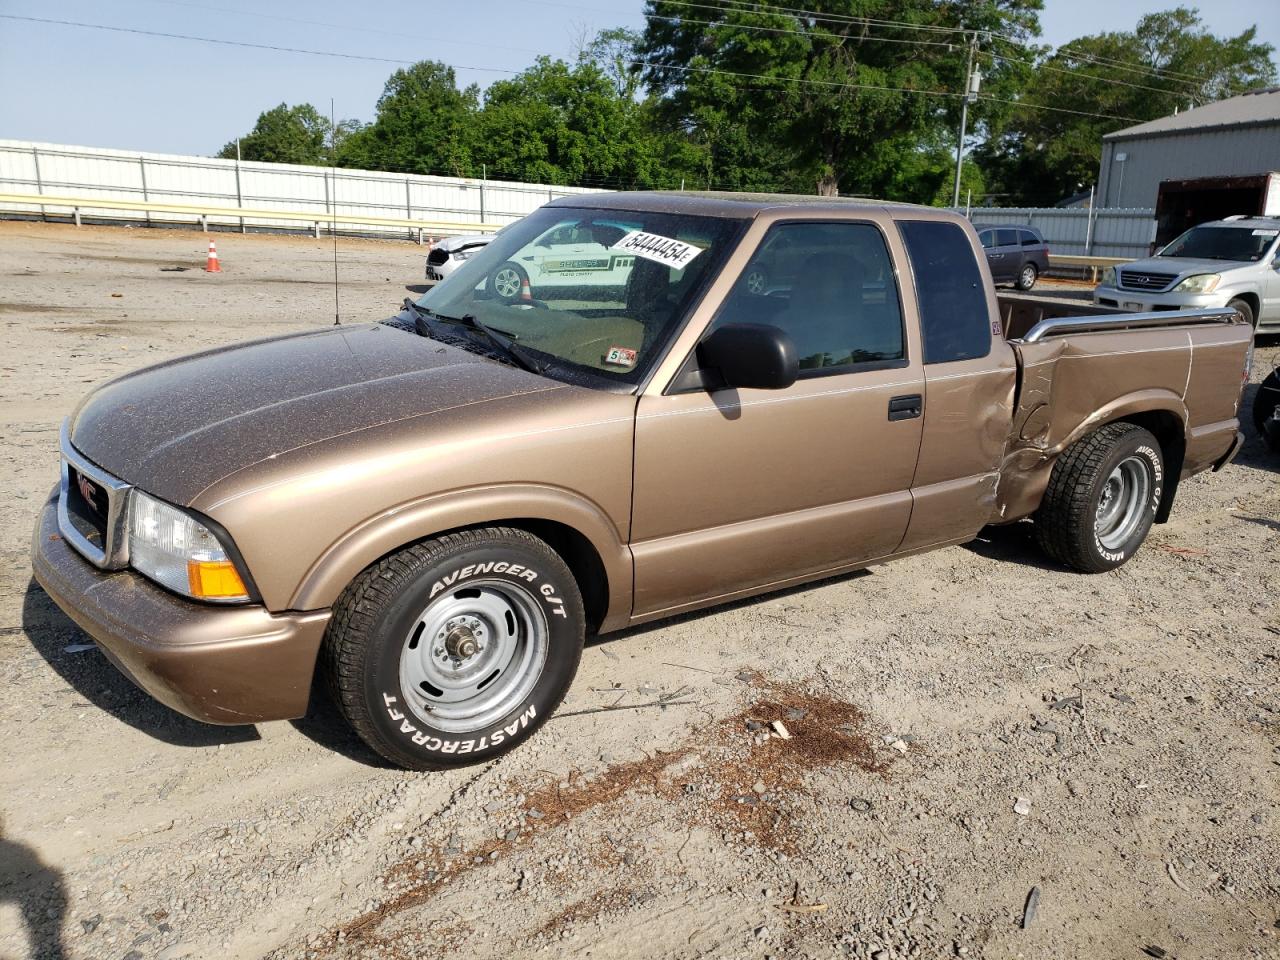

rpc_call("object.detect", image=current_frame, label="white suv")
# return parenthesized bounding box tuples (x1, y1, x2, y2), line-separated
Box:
(1093, 217, 1280, 332)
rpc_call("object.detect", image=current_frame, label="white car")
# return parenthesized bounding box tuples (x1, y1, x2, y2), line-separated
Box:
(425, 234, 492, 283)
(1092, 216, 1280, 332)
(487, 219, 640, 300)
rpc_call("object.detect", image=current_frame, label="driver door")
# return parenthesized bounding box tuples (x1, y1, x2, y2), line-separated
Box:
(628, 217, 925, 619)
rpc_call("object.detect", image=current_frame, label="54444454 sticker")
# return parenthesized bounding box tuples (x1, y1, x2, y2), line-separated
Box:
(610, 230, 704, 271)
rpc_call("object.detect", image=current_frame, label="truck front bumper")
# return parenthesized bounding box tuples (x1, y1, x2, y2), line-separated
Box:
(31, 491, 331, 725)
(1093, 285, 1222, 313)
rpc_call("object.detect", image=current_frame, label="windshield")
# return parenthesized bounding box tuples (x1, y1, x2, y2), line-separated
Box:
(1159, 225, 1279, 262)
(412, 206, 744, 386)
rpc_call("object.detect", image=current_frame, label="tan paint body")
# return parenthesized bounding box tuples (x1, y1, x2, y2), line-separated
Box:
(31, 193, 1253, 724)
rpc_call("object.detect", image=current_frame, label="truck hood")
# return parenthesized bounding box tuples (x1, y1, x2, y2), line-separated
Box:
(69, 323, 561, 505)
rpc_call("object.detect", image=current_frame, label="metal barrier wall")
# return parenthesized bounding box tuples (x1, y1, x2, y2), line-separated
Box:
(0, 140, 605, 237)
(959, 206, 1157, 258)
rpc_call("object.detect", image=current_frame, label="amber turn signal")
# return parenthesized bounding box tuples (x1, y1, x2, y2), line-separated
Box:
(187, 559, 249, 600)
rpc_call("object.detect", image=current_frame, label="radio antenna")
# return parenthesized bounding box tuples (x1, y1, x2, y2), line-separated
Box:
(330, 97, 340, 326)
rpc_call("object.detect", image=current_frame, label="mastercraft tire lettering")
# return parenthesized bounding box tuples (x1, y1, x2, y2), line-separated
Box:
(1034, 422, 1163, 573)
(323, 527, 585, 770)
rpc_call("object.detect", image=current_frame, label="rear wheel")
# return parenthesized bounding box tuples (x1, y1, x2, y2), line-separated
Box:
(1034, 422, 1163, 572)
(323, 527, 584, 769)
(1016, 262, 1038, 291)
(488, 263, 529, 302)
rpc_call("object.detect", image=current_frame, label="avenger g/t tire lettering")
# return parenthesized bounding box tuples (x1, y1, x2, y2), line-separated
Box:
(1034, 422, 1163, 573)
(323, 527, 584, 770)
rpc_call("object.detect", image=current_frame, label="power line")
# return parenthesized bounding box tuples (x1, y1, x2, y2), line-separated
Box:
(990, 35, 1208, 89)
(129, 0, 552, 62)
(0, 13, 516, 73)
(644, 0, 1212, 88)
(2, 12, 1143, 125)
(982, 50, 1187, 96)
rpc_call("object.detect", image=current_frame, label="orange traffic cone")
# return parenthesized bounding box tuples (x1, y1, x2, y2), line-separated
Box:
(205, 240, 222, 273)
(519, 277, 533, 302)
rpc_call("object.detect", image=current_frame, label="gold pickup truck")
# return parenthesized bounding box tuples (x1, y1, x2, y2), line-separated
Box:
(32, 193, 1252, 769)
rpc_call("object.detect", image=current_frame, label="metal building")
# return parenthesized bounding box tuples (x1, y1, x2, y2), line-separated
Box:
(1096, 86, 1280, 208)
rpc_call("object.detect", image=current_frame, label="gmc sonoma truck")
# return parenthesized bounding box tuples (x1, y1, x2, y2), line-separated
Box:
(32, 193, 1252, 770)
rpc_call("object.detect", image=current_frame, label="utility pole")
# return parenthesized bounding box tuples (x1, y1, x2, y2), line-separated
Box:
(952, 32, 981, 208)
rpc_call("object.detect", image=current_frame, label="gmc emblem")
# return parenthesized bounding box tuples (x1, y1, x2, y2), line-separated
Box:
(77, 472, 99, 511)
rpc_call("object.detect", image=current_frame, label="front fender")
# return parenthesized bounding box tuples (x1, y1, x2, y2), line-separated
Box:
(288, 483, 633, 629)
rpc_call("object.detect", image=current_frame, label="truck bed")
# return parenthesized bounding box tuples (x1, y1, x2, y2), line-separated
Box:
(989, 293, 1251, 523)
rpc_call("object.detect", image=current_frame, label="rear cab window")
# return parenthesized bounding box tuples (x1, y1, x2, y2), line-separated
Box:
(897, 220, 992, 364)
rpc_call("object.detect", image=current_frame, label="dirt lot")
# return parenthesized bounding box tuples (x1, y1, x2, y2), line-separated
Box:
(1, 220, 1277, 960)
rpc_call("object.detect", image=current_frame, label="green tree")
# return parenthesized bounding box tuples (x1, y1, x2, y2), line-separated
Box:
(636, 0, 1042, 198)
(337, 61, 480, 176)
(474, 55, 672, 189)
(217, 103, 332, 165)
(976, 8, 1277, 205)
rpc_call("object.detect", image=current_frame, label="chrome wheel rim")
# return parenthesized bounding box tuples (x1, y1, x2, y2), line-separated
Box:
(1020, 265, 1035, 287)
(399, 579, 548, 733)
(1094, 455, 1151, 551)
(493, 267, 522, 299)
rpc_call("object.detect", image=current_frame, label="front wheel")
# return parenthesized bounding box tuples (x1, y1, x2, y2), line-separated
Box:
(1016, 262, 1038, 291)
(1034, 422, 1163, 572)
(323, 527, 585, 769)
(1227, 297, 1255, 329)
(1253, 369, 1280, 453)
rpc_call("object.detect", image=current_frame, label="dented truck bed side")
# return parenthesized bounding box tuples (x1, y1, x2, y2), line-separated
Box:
(993, 307, 1251, 524)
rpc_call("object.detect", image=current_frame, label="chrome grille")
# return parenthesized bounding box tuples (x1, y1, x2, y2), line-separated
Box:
(57, 421, 132, 569)
(1117, 269, 1178, 292)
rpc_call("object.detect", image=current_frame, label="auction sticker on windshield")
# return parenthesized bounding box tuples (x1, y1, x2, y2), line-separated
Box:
(610, 231, 703, 270)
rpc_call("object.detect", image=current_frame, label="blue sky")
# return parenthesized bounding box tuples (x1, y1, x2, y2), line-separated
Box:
(1, 0, 1277, 156)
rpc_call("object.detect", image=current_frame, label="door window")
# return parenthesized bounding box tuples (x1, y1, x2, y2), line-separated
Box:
(716, 221, 906, 373)
(995, 228, 1019, 248)
(898, 219, 992, 364)
(978, 230, 996, 249)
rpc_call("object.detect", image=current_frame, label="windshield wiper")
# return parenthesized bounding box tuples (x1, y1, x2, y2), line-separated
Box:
(419, 308, 545, 376)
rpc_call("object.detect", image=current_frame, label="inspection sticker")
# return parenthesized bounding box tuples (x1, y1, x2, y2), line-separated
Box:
(610, 230, 704, 270)
(604, 346, 637, 368)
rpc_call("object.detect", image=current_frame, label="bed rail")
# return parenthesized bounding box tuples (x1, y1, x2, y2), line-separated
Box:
(1016, 307, 1244, 344)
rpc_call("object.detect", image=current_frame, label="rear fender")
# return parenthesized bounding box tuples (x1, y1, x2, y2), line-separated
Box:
(289, 484, 633, 630)
(996, 389, 1187, 523)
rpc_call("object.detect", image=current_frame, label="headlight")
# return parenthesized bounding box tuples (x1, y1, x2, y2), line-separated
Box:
(1100, 266, 1116, 286)
(452, 249, 473, 261)
(128, 490, 250, 602)
(1173, 273, 1220, 293)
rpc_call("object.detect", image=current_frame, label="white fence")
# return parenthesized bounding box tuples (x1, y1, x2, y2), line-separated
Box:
(0, 140, 1160, 258)
(962, 206, 1157, 259)
(0, 140, 604, 236)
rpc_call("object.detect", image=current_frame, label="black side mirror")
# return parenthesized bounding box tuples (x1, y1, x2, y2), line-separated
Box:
(698, 323, 798, 391)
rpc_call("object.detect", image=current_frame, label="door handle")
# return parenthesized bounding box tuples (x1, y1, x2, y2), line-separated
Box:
(888, 394, 923, 421)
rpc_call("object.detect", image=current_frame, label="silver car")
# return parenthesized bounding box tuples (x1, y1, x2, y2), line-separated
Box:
(1093, 217, 1280, 332)
(425, 233, 492, 283)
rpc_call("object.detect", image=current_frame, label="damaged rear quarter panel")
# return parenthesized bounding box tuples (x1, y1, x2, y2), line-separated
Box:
(996, 331, 1193, 522)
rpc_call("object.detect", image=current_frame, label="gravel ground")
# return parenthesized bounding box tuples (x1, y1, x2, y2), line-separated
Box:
(1, 220, 1277, 960)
